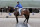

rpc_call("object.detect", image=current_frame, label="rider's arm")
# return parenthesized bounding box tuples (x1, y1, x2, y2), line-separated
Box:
(14, 4, 18, 8)
(14, 5, 18, 9)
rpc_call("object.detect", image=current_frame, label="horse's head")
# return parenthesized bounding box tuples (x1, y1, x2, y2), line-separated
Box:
(8, 6, 16, 12)
(8, 6, 14, 9)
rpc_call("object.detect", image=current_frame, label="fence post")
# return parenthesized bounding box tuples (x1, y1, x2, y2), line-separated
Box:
(1, 9, 3, 15)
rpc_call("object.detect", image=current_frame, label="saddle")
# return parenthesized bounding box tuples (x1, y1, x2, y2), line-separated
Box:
(17, 8, 26, 16)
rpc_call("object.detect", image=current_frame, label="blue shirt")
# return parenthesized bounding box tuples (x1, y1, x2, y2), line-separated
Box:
(15, 3, 22, 8)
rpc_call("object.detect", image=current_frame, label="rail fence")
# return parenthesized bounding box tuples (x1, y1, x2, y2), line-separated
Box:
(0, 12, 40, 18)
(0, 7, 40, 18)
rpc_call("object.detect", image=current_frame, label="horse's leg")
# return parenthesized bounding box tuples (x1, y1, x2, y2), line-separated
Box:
(16, 16, 18, 23)
(24, 18, 26, 22)
(27, 15, 29, 23)
(24, 14, 27, 22)
(24, 15, 29, 23)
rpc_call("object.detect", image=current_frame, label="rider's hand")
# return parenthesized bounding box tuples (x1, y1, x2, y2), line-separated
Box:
(16, 7, 18, 8)
(14, 8, 15, 9)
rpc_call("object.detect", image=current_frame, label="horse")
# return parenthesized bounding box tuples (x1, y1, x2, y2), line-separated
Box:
(8, 6, 30, 24)
(14, 8, 30, 23)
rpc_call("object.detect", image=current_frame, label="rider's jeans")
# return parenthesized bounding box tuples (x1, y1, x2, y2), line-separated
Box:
(18, 8, 22, 15)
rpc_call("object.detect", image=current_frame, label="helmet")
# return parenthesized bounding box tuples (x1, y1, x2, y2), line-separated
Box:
(17, 1, 19, 3)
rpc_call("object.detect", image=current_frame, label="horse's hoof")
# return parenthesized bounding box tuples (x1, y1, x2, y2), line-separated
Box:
(27, 23, 29, 24)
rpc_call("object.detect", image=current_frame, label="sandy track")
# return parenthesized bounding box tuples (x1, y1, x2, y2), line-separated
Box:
(0, 18, 40, 27)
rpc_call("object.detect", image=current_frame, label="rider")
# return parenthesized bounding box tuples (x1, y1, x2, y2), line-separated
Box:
(15, 1, 22, 15)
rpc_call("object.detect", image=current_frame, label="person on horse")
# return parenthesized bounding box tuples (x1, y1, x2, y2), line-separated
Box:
(15, 1, 22, 16)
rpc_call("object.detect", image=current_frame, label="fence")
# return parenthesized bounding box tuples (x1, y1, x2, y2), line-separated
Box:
(0, 8, 40, 18)
(0, 12, 40, 18)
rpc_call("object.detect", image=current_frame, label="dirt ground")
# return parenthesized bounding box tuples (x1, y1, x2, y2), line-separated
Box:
(0, 18, 40, 27)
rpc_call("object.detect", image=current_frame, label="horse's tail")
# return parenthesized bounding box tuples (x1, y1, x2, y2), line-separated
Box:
(26, 8, 30, 16)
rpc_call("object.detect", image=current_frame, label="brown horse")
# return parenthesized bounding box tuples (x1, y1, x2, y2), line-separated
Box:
(14, 8, 30, 23)
(8, 6, 30, 23)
